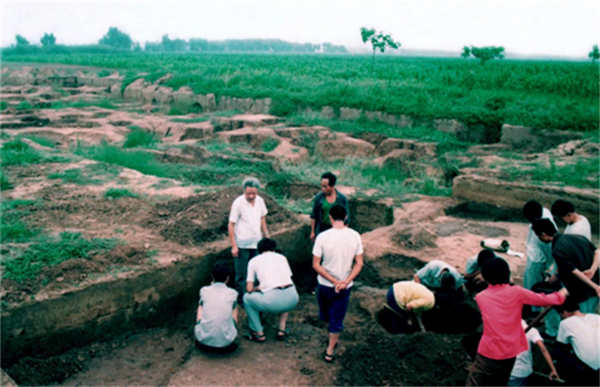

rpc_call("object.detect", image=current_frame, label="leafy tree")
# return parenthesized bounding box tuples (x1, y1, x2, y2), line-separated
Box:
(460, 46, 471, 59)
(589, 45, 599, 64)
(98, 27, 133, 50)
(360, 27, 400, 69)
(40, 33, 56, 46)
(15, 34, 29, 47)
(463, 46, 505, 64)
(161, 34, 188, 52)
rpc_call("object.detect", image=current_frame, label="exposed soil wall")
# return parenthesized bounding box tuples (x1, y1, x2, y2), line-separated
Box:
(453, 174, 599, 228)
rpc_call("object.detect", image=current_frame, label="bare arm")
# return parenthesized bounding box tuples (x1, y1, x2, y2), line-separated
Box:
(583, 249, 600, 279)
(413, 274, 421, 284)
(196, 305, 203, 323)
(310, 219, 316, 242)
(228, 221, 238, 257)
(261, 216, 269, 238)
(313, 255, 341, 287)
(535, 340, 559, 381)
(338, 254, 364, 291)
(572, 269, 600, 297)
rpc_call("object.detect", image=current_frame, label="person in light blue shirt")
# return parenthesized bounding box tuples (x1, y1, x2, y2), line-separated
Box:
(414, 260, 464, 291)
(194, 261, 239, 353)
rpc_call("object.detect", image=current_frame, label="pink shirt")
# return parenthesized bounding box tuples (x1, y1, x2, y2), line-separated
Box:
(476, 284, 565, 360)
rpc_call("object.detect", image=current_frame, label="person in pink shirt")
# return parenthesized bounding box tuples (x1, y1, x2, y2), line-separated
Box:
(466, 258, 568, 386)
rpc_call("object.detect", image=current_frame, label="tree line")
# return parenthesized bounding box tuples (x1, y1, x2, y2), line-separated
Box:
(6, 27, 348, 55)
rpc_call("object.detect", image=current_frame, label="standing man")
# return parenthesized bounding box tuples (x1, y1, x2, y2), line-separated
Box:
(310, 172, 350, 242)
(228, 177, 269, 305)
(523, 200, 557, 290)
(551, 200, 592, 241)
(313, 204, 363, 363)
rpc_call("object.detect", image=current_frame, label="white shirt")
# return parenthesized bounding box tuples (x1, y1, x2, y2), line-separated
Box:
(194, 282, 238, 348)
(415, 260, 464, 290)
(312, 227, 363, 288)
(229, 194, 268, 249)
(511, 320, 543, 378)
(557, 313, 600, 371)
(465, 255, 479, 275)
(565, 215, 592, 242)
(526, 208, 556, 264)
(247, 251, 294, 293)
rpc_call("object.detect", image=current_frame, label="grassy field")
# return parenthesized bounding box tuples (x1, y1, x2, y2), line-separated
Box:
(3, 53, 598, 132)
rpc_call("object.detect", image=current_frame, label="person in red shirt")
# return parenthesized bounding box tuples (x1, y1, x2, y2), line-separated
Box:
(466, 258, 568, 386)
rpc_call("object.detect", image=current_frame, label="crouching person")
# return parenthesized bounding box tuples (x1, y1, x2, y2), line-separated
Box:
(195, 261, 239, 353)
(380, 280, 435, 334)
(243, 238, 299, 342)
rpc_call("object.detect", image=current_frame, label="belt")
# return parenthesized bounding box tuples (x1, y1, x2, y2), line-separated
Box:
(275, 284, 294, 290)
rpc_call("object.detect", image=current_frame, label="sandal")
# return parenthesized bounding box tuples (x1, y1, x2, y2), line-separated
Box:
(276, 329, 289, 341)
(244, 331, 266, 343)
(324, 351, 335, 363)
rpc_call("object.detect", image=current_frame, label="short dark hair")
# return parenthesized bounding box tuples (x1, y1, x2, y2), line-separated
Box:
(523, 200, 543, 223)
(554, 296, 579, 315)
(551, 200, 575, 218)
(531, 218, 557, 238)
(212, 260, 231, 282)
(482, 258, 510, 285)
(321, 172, 337, 187)
(328, 204, 347, 221)
(441, 271, 456, 291)
(257, 238, 277, 254)
(477, 249, 496, 267)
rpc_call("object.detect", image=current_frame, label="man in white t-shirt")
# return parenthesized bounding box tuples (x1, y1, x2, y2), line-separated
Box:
(523, 200, 557, 290)
(228, 177, 269, 304)
(508, 320, 559, 386)
(551, 200, 592, 242)
(312, 204, 363, 363)
(243, 238, 299, 343)
(554, 297, 600, 386)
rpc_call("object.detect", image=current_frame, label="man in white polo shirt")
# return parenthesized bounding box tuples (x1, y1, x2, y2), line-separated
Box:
(228, 177, 269, 305)
(313, 204, 363, 363)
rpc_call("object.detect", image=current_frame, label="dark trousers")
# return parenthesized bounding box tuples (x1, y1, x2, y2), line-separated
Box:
(553, 344, 600, 386)
(235, 248, 257, 304)
(466, 353, 516, 386)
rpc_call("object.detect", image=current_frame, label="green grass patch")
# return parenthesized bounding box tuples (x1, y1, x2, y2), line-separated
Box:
(97, 69, 112, 77)
(123, 126, 159, 148)
(104, 188, 140, 199)
(16, 101, 33, 110)
(167, 102, 204, 116)
(1, 170, 13, 190)
(1, 139, 44, 166)
(1, 232, 118, 281)
(261, 137, 279, 152)
(1, 200, 44, 243)
(0, 101, 8, 111)
(50, 98, 117, 110)
(500, 157, 599, 188)
(17, 135, 57, 148)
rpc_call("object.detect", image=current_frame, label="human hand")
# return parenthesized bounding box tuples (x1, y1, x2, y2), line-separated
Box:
(582, 269, 595, 280)
(558, 287, 569, 297)
(548, 370, 559, 381)
(232, 246, 239, 258)
(310, 232, 315, 243)
(548, 274, 559, 284)
(405, 304, 413, 311)
(334, 281, 348, 293)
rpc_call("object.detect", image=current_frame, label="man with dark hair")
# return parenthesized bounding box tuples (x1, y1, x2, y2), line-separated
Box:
(465, 249, 496, 293)
(243, 238, 298, 343)
(194, 261, 239, 353)
(466, 258, 568, 386)
(310, 172, 350, 243)
(413, 260, 464, 292)
(522, 200, 556, 290)
(551, 200, 592, 241)
(553, 297, 600, 386)
(228, 177, 269, 305)
(532, 218, 600, 313)
(313, 204, 363, 363)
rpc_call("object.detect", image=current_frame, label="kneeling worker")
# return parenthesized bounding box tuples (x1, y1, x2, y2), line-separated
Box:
(195, 261, 239, 353)
(384, 280, 435, 333)
(243, 238, 299, 342)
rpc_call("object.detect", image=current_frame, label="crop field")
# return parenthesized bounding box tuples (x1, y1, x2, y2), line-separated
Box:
(3, 53, 599, 132)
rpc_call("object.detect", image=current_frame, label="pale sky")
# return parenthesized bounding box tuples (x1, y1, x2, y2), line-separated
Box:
(1, 1, 598, 58)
